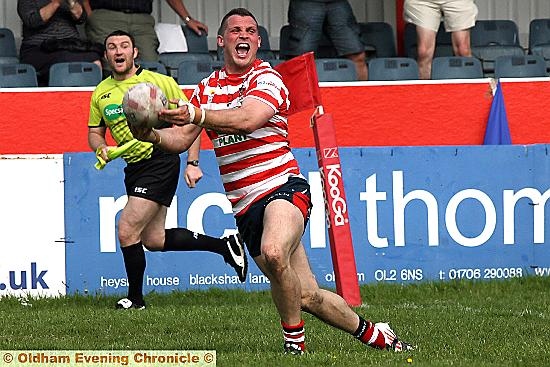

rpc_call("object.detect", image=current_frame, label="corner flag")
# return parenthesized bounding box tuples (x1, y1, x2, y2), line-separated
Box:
(275, 53, 362, 306)
(483, 81, 512, 145)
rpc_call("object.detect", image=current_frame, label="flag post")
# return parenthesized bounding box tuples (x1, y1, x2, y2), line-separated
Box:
(275, 53, 362, 306)
(310, 106, 362, 306)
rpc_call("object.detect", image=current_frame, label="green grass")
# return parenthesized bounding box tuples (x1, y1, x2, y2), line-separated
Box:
(1, 277, 549, 366)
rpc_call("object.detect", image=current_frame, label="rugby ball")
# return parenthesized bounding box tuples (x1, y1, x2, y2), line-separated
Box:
(122, 82, 168, 128)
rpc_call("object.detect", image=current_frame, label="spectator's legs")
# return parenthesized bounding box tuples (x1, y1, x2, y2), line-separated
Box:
(451, 29, 472, 57)
(346, 51, 368, 81)
(415, 25, 437, 79)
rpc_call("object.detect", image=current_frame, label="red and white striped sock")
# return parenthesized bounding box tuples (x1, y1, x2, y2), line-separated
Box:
(282, 319, 305, 353)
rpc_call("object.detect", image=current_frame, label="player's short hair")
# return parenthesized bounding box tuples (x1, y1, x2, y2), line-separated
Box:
(219, 8, 258, 34)
(104, 30, 136, 49)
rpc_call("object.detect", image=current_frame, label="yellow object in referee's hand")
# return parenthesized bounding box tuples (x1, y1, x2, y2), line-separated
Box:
(94, 139, 140, 170)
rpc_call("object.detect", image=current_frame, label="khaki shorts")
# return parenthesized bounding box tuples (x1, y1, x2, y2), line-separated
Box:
(404, 0, 478, 32)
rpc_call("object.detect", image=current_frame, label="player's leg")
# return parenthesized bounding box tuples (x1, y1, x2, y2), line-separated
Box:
(253, 199, 305, 354)
(135, 151, 247, 281)
(117, 195, 163, 309)
(146, 225, 247, 282)
(292, 242, 414, 351)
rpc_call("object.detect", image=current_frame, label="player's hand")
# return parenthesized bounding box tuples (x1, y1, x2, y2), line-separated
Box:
(159, 99, 194, 126)
(184, 165, 203, 188)
(129, 124, 154, 143)
(96, 144, 109, 162)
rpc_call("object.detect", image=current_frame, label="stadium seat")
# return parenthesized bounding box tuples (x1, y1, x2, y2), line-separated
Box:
(470, 20, 525, 75)
(0, 63, 38, 87)
(218, 25, 275, 61)
(138, 61, 167, 75)
(159, 52, 212, 78)
(181, 25, 209, 54)
(359, 22, 396, 57)
(529, 19, 550, 70)
(315, 58, 357, 82)
(404, 22, 454, 59)
(494, 55, 547, 78)
(0, 28, 18, 62)
(368, 57, 419, 81)
(177, 60, 223, 85)
(48, 62, 102, 87)
(431, 56, 483, 79)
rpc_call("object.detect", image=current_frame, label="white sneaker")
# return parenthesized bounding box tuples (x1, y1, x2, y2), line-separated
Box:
(115, 298, 146, 310)
(374, 322, 414, 352)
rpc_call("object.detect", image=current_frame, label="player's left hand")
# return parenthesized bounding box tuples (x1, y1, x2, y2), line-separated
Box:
(184, 165, 203, 188)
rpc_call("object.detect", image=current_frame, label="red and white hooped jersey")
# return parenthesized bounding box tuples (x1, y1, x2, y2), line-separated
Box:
(189, 59, 304, 215)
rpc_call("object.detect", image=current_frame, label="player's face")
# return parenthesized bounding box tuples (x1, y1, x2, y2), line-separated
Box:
(217, 15, 260, 74)
(104, 35, 138, 79)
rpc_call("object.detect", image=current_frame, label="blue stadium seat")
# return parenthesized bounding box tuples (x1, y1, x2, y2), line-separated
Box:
(315, 58, 357, 82)
(471, 20, 525, 75)
(138, 61, 167, 75)
(368, 57, 419, 81)
(0, 63, 37, 87)
(177, 60, 223, 85)
(159, 52, 212, 78)
(494, 55, 547, 78)
(181, 25, 209, 54)
(431, 56, 483, 79)
(359, 22, 396, 57)
(529, 19, 550, 70)
(0, 28, 18, 61)
(48, 62, 102, 87)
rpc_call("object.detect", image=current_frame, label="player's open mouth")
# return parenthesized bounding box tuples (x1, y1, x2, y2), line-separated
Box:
(114, 57, 125, 65)
(236, 43, 250, 57)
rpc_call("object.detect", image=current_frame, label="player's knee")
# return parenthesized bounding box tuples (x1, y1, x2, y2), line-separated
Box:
(263, 247, 288, 276)
(301, 289, 323, 313)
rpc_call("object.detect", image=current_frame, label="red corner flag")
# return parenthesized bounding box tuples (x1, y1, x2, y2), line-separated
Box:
(275, 53, 362, 307)
(274, 52, 322, 115)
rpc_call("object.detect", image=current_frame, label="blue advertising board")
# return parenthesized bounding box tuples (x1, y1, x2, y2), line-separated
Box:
(64, 145, 550, 295)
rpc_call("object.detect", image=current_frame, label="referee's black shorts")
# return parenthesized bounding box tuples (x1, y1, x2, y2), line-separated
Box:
(124, 149, 180, 207)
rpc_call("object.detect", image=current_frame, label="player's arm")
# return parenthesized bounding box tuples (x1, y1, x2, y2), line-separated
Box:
(161, 97, 276, 135)
(183, 133, 202, 188)
(88, 126, 109, 161)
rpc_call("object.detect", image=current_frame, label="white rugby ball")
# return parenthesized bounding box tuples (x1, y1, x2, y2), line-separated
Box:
(122, 82, 168, 128)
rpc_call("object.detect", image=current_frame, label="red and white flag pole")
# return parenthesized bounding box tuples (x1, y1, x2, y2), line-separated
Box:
(275, 53, 362, 306)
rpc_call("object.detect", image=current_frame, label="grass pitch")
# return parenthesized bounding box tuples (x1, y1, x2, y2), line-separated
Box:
(1, 277, 549, 367)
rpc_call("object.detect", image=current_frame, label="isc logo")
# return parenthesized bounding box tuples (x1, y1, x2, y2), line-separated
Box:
(134, 187, 148, 194)
(0, 262, 49, 291)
